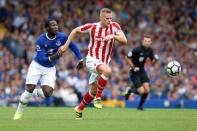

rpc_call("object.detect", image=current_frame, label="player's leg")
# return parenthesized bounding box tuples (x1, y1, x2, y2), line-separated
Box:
(41, 85, 54, 97)
(38, 66, 56, 98)
(95, 64, 112, 98)
(124, 71, 143, 99)
(143, 83, 150, 94)
(137, 71, 150, 110)
(85, 56, 111, 109)
(94, 64, 112, 108)
(75, 83, 96, 119)
(125, 85, 145, 100)
(14, 61, 41, 120)
(14, 84, 36, 120)
(137, 82, 150, 110)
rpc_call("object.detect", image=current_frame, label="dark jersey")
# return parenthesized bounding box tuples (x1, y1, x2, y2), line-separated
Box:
(127, 45, 154, 69)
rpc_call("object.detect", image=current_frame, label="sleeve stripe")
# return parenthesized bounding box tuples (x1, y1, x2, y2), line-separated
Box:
(112, 22, 121, 30)
(81, 24, 92, 31)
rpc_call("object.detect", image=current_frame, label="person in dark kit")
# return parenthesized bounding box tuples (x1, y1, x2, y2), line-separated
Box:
(124, 34, 159, 110)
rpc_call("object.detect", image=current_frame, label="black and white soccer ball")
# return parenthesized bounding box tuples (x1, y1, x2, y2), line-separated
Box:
(166, 61, 181, 76)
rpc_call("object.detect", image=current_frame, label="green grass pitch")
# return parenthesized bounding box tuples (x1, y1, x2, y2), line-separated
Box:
(0, 107, 196, 131)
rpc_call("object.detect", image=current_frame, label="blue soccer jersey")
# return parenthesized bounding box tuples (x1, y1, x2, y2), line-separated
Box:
(33, 32, 82, 67)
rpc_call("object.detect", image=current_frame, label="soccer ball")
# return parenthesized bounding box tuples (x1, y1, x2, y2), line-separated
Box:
(166, 61, 181, 76)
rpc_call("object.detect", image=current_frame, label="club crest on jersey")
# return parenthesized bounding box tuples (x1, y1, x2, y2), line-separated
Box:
(56, 41, 61, 46)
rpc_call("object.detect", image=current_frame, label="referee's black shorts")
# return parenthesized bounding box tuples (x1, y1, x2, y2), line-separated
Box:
(129, 69, 150, 88)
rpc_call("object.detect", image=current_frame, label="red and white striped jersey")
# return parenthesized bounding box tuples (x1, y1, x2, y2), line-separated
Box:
(79, 22, 121, 64)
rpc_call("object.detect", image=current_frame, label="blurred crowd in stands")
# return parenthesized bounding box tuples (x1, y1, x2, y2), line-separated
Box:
(0, 0, 196, 106)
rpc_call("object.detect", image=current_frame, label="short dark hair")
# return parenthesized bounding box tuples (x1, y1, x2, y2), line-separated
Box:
(44, 19, 57, 28)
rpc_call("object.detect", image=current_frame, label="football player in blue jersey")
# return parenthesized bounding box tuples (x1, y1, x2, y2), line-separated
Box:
(13, 19, 84, 120)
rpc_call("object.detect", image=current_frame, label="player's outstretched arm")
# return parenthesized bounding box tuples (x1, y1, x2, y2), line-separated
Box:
(114, 30, 127, 45)
(58, 27, 81, 54)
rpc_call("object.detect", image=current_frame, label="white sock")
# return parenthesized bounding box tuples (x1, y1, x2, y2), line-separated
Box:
(32, 88, 45, 98)
(16, 90, 32, 113)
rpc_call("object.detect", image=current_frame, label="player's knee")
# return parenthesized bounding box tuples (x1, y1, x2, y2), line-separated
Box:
(103, 67, 112, 78)
(138, 87, 145, 95)
(42, 86, 53, 98)
(43, 90, 53, 98)
(26, 84, 36, 93)
(143, 84, 150, 93)
(145, 87, 150, 94)
(98, 65, 112, 78)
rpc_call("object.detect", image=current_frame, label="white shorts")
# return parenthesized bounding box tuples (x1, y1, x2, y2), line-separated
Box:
(85, 55, 109, 84)
(26, 61, 56, 89)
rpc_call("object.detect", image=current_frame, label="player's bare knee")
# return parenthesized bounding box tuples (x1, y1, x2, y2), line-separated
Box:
(145, 88, 150, 94)
(143, 84, 150, 94)
(42, 85, 53, 98)
(26, 84, 36, 93)
(43, 90, 53, 98)
(138, 87, 145, 95)
(103, 67, 112, 78)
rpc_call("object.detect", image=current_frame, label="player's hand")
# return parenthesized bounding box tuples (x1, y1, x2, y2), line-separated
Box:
(133, 67, 140, 72)
(103, 35, 114, 41)
(76, 59, 84, 70)
(58, 46, 65, 55)
(48, 51, 62, 62)
(58, 44, 69, 55)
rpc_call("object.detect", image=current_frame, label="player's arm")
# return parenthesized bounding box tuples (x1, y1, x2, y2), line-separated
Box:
(105, 22, 127, 45)
(125, 56, 135, 69)
(69, 42, 82, 60)
(48, 50, 62, 62)
(58, 27, 81, 54)
(125, 49, 140, 72)
(59, 23, 92, 54)
(151, 55, 159, 65)
(114, 30, 127, 45)
(150, 49, 159, 65)
(48, 37, 83, 63)
(69, 42, 84, 69)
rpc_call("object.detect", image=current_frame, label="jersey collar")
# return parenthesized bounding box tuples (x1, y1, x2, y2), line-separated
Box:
(46, 33, 56, 40)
